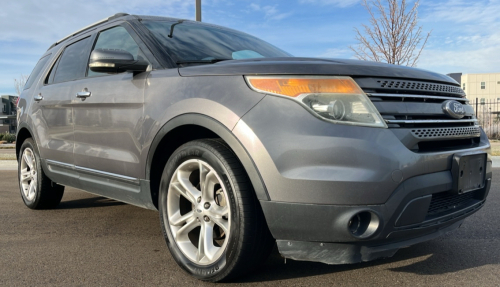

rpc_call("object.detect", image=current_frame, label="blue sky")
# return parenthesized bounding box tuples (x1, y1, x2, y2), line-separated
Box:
(1, 0, 499, 95)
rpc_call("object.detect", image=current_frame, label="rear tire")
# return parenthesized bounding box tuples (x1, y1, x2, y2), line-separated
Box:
(18, 138, 64, 209)
(159, 139, 273, 282)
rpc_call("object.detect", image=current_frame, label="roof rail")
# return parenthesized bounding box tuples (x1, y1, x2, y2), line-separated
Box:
(48, 13, 129, 50)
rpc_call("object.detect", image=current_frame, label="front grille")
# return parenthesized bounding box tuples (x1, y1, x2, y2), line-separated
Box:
(417, 138, 480, 152)
(411, 126, 480, 139)
(385, 118, 477, 128)
(426, 190, 481, 219)
(377, 80, 465, 96)
(368, 93, 468, 103)
(366, 93, 476, 128)
(355, 77, 481, 152)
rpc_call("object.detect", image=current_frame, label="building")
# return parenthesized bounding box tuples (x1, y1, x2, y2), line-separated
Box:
(461, 73, 500, 102)
(446, 73, 462, 85)
(0, 95, 18, 134)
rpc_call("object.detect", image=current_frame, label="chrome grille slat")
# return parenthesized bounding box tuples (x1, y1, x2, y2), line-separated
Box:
(368, 93, 468, 102)
(386, 119, 478, 124)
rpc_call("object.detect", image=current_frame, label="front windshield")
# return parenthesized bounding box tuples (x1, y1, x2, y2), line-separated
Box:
(142, 20, 292, 65)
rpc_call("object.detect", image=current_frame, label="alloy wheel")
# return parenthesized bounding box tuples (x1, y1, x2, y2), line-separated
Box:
(166, 159, 231, 265)
(20, 148, 37, 201)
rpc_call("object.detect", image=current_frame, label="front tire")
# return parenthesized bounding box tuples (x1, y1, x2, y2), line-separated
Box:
(18, 138, 64, 209)
(159, 139, 273, 282)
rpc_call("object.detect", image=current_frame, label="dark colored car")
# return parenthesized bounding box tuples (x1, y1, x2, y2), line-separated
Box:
(16, 13, 491, 282)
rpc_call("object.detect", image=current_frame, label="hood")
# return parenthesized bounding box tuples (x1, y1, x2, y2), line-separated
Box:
(178, 57, 458, 85)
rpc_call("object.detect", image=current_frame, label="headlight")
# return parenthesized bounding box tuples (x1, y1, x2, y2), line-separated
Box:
(245, 76, 387, 128)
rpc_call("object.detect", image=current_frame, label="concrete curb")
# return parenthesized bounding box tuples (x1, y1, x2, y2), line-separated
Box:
(492, 156, 500, 168)
(0, 160, 17, 170)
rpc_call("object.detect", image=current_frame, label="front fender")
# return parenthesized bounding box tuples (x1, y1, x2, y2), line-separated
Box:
(145, 113, 270, 201)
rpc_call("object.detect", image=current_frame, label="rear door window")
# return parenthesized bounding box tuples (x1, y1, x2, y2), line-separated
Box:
(52, 37, 92, 84)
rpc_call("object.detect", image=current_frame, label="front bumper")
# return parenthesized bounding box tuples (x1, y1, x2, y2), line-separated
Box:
(276, 219, 464, 265)
(259, 171, 490, 244)
(233, 95, 492, 263)
(265, 175, 489, 264)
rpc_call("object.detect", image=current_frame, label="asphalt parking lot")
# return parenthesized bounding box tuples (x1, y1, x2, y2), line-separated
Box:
(1, 168, 499, 286)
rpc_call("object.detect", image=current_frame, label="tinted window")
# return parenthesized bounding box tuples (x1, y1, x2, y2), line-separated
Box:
(87, 26, 146, 77)
(142, 21, 292, 64)
(53, 37, 91, 83)
(45, 54, 62, 85)
(24, 54, 51, 90)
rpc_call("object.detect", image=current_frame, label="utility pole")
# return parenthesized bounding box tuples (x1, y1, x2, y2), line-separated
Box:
(195, 0, 202, 22)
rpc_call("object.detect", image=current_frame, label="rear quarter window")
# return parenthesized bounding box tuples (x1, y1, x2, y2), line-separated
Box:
(23, 54, 52, 90)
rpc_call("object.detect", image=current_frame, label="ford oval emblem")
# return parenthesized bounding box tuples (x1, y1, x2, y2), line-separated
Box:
(442, 100, 466, 119)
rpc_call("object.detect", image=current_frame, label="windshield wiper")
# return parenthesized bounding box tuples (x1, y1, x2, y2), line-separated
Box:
(168, 20, 184, 38)
(176, 59, 231, 65)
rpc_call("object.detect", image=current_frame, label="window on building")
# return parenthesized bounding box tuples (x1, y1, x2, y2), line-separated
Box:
(2, 104, 6, 113)
(462, 83, 465, 90)
(481, 82, 486, 89)
(497, 81, 500, 84)
(481, 98, 485, 104)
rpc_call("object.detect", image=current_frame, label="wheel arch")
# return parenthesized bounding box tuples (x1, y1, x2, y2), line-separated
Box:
(16, 123, 35, 161)
(146, 114, 269, 209)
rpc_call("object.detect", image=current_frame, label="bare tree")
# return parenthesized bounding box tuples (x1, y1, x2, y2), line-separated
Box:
(350, 0, 431, 67)
(14, 74, 29, 96)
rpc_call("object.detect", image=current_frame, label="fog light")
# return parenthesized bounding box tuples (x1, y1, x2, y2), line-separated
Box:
(348, 211, 380, 239)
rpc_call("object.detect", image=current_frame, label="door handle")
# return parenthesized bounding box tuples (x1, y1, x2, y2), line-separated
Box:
(76, 88, 91, 101)
(34, 93, 43, 102)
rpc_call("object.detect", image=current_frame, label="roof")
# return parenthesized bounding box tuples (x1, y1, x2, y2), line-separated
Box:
(48, 13, 195, 50)
(48, 13, 201, 51)
(48, 13, 131, 50)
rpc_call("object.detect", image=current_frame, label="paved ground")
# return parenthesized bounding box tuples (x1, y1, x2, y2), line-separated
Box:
(1, 169, 499, 286)
(0, 149, 16, 161)
(0, 160, 17, 170)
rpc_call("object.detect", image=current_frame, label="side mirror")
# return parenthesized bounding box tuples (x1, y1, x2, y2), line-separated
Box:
(89, 49, 149, 74)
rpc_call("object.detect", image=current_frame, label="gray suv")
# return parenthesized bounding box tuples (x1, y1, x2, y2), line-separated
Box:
(17, 13, 491, 282)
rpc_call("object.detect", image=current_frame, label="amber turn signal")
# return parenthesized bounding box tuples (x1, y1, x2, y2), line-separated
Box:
(246, 77, 363, 97)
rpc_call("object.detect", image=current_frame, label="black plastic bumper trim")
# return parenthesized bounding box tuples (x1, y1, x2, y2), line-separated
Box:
(277, 220, 463, 265)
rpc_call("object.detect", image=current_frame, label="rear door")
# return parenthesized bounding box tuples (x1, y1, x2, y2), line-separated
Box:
(31, 36, 93, 186)
(72, 24, 149, 180)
